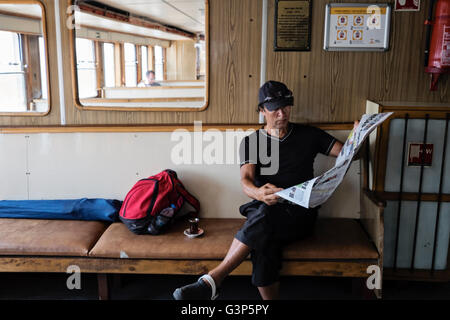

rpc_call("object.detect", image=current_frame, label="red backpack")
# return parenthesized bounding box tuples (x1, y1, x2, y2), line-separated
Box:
(119, 169, 200, 235)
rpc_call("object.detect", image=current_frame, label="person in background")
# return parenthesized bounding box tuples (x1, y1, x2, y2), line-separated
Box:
(138, 70, 161, 87)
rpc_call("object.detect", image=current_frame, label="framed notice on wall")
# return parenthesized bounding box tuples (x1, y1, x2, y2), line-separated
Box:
(274, 0, 312, 51)
(323, 3, 391, 51)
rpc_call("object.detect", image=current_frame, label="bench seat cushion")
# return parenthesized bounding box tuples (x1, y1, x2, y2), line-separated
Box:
(89, 218, 379, 260)
(0, 219, 107, 256)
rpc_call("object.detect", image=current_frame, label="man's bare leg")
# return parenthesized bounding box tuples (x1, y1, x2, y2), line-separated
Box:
(258, 282, 280, 300)
(205, 238, 251, 286)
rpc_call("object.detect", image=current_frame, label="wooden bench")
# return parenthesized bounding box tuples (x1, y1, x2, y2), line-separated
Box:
(0, 188, 384, 299)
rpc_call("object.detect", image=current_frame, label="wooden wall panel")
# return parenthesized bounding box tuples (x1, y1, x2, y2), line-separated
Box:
(266, 0, 450, 124)
(0, 0, 60, 126)
(2, 0, 449, 127)
(166, 40, 197, 80)
(166, 42, 177, 81)
(61, 0, 262, 125)
(178, 40, 197, 80)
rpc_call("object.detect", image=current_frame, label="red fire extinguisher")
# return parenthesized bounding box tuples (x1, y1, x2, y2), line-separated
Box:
(424, 0, 450, 91)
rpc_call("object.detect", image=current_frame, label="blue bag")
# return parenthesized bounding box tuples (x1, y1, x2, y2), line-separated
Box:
(0, 198, 122, 222)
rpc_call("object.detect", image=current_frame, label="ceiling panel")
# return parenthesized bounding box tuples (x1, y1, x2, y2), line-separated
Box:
(0, 4, 42, 18)
(95, 0, 205, 34)
(76, 11, 189, 40)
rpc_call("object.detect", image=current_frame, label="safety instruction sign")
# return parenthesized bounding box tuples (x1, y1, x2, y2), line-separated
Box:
(324, 3, 391, 51)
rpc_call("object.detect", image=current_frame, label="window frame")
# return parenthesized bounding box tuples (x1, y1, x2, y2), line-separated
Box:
(0, 0, 51, 117)
(68, 0, 209, 112)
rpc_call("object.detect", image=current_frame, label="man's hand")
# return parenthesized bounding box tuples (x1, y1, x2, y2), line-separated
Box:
(257, 183, 283, 206)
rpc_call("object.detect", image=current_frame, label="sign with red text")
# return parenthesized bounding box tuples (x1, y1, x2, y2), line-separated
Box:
(395, 0, 420, 11)
(408, 143, 433, 167)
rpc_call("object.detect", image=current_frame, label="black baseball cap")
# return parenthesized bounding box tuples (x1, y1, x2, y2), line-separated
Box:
(258, 81, 294, 111)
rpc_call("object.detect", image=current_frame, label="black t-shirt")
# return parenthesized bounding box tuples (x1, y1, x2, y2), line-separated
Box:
(239, 123, 337, 189)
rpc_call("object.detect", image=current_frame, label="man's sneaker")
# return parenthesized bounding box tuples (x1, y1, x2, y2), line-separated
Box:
(173, 274, 219, 300)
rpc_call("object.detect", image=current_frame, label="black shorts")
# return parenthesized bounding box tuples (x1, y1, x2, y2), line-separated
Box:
(235, 200, 318, 287)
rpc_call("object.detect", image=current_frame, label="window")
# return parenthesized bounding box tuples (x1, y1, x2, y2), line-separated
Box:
(141, 45, 148, 80)
(0, 31, 27, 111)
(76, 38, 97, 98)
(71, 1, 208, 111)
(103, 42, 115, 88)
(38, 36, 48, 100)
(154, 45, 163, 81)
(196, 40, 206, 80)
(124, 42, 137, 87)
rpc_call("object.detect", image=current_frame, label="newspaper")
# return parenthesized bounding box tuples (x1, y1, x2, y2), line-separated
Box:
(276, 112, 393, 208)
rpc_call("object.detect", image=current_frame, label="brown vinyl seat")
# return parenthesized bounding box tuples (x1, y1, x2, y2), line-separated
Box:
(0, 219, 108, 257)
(89, 218, 379, 260)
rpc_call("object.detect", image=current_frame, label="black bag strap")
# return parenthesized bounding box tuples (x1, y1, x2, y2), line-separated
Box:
(165, 169, 200, 217)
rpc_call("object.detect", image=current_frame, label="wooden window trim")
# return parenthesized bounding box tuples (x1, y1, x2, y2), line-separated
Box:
(0, 1, 50, 117)
(163, 47, 167, 81)
(137, 45, 143, 84)
(148, 45, 155, 72)
(94, 41, 104, 97)
(114, 42, 124, 87)
(21, 34, 33, 110)
(68, 0, 209, 112)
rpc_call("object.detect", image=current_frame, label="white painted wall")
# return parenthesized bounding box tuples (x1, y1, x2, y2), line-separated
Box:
(0, 130, 360, 219)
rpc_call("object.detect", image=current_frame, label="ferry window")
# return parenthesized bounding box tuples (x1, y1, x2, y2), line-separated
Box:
(124, 42, 137, 87)
(71, 0, 208, 111)
(103, 42, 115, 88)
(39, 36, 48, 100)
(141, 45, 148, 81)
(0, 31, 27, 111)
(196, 40, 206, 81)
(76, 38, 97, 98)
(0, 2, 49, 115)
(154, 45, 164, 81)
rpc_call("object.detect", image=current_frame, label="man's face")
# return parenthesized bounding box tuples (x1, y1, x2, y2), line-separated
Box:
(147, 73, 155, 82)
(262, 105, 292, 130)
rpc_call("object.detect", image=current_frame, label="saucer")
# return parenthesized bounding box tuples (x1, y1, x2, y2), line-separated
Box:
(184, 228, 204, 238)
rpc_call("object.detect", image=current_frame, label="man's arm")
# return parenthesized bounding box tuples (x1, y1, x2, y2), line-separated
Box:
(328, 140, 343, 157)
(240, 163, 283, 206)
(328, 120, 361, 158)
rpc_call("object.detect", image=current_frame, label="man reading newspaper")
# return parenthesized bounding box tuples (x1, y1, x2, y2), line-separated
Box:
(173, 81, 361, 300)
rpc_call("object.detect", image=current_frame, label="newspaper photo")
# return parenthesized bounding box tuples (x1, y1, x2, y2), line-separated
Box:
(276, 112, 393, 208)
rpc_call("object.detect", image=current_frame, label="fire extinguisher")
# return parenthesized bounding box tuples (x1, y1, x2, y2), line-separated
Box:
(424, 0, 450, 91)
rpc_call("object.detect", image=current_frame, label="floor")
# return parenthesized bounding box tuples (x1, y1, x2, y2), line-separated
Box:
(0, 273, 449, 300)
